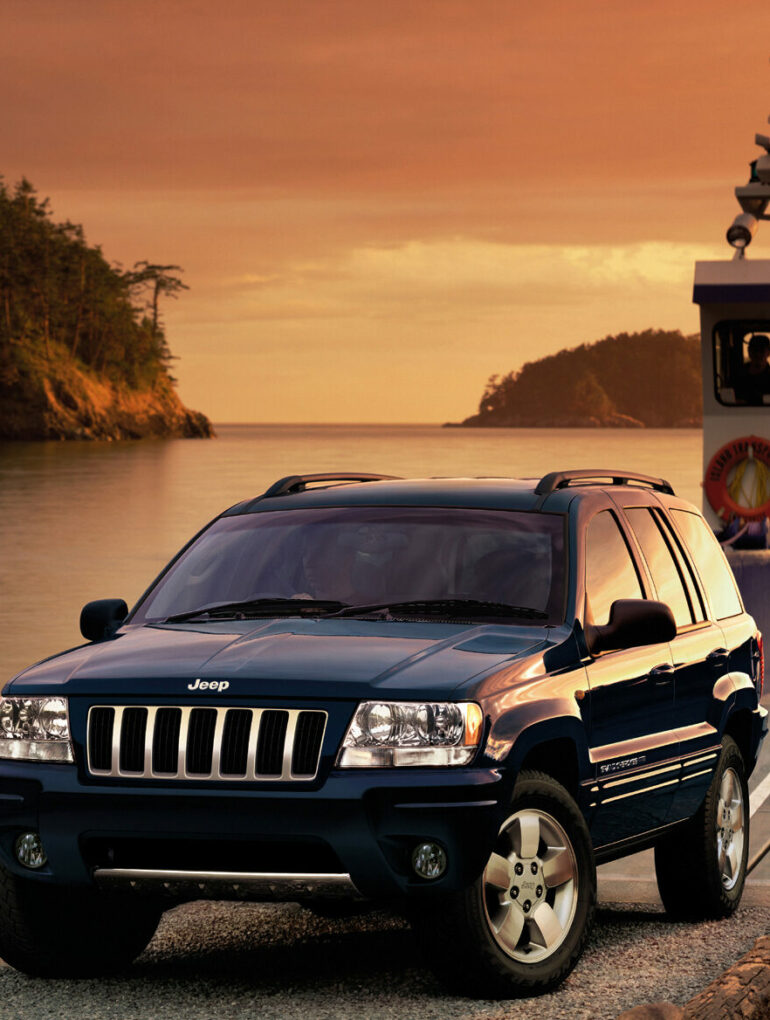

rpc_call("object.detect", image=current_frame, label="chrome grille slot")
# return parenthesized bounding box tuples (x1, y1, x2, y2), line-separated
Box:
(152, 708, 182, 774)
(292, 711, 327, 777)
(120, 708, 147, 772)
(87, 705, 327, 782)
(220, 709, 252, 777)
(186, 708, 217, 775)
(256, 710, 288, 776)
(88, 707, 114, 771)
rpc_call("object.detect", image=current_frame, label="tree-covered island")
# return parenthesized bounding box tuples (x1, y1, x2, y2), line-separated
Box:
(0, 177, 213, 440)
(453, 329, 701, 428)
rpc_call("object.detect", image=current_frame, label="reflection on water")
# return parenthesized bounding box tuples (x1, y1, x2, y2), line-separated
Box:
(0, 425, 702, 680)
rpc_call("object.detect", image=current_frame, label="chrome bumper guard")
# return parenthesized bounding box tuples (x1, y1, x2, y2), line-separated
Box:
(92, 867, 363, 901)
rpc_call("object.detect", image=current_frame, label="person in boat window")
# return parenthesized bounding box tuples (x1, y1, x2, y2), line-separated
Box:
(734, 334, 770, 405)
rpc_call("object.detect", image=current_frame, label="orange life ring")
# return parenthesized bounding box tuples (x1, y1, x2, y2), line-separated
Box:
(704, 434, 770, 521)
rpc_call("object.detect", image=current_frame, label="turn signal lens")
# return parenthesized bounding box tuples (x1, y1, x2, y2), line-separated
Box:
(464, 702, 483, 746)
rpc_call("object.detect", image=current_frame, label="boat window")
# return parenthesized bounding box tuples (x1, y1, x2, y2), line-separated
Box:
(713, 320, 770, 406)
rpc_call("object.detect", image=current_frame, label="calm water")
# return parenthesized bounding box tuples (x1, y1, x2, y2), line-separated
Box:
(0, 424, 702, 679)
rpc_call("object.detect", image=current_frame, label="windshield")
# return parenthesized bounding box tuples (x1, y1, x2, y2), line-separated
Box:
(132, 506, 566, 624)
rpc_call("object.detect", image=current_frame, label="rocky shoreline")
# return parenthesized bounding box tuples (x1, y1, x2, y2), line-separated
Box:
(0, 341, 213, 441)
(445, 413, 701, 428)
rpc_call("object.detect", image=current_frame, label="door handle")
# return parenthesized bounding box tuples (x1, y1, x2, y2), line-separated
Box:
(707, 648, 729, 668)
(648, 663, 675, 686)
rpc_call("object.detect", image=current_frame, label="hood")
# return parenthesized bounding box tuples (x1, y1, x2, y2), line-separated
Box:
(8, 617, 551, 700)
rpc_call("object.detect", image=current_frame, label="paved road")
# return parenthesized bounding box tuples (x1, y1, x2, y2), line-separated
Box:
(599, 687, 770, 906)
(3, 694, 770, 1018)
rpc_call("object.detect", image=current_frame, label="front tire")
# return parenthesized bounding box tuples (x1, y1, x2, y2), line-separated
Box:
(654, 735, 749, 920)
(410, 771, 596, 998)
(0, 862, 163, 977)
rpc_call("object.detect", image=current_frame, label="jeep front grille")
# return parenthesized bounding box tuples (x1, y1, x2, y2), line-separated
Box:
(86, 706, 327, 781)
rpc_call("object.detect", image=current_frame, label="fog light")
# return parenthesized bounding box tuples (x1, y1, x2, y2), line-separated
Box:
(412, 841, 447, 880)
(15, 831, 47, 870)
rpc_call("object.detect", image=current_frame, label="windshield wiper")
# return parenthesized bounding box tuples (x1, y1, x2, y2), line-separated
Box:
(164, 596, 548, 625)
(163, 598, 350, 624)
(327, 599, 548, 621)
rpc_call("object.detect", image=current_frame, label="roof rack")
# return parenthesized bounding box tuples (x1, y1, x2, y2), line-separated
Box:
(261, 473, 401, 499)
(535, 470, 675, 497)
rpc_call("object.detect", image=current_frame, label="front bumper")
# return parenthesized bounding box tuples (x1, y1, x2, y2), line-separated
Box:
(0, 762, 505, 901)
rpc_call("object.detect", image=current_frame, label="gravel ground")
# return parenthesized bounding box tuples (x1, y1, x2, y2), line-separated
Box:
(2, 899, 769, 1020)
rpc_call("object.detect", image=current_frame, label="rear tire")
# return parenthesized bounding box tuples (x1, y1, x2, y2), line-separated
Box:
(410, 771, 596, 998)
(654, 736, 748, 920)
(0, 862, 163, 977)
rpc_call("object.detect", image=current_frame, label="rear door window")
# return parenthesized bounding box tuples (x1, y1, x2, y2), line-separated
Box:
(654, 509, 706, 623)
(670, 509, 743, 620)
(625, 508, 693, 628)
(585, 511, 643, 625)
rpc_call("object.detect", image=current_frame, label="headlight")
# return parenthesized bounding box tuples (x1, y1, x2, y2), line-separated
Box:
(0, 697, 74, 763)
(337, 701, 483, 767)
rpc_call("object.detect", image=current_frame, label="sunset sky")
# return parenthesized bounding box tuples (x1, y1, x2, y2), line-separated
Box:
(3, 0, 770, 422)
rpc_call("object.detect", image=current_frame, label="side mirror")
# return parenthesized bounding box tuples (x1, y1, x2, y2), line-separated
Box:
(587, 598, 676, 655)
(80, 599, 128, 642)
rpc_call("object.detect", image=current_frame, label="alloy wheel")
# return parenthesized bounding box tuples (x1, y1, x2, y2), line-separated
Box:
(717, 766, 745, 891)
(483, 807, 579, 963)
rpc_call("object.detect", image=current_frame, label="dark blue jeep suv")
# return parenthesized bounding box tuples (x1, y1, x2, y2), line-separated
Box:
(0, 470, 765, 997)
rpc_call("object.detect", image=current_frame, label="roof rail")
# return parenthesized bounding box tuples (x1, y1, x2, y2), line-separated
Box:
(261, 473, 401, 499)
(535, 469, 675, 497)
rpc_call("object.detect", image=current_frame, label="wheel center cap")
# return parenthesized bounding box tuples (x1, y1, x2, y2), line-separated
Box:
(508, 858, 545, 907)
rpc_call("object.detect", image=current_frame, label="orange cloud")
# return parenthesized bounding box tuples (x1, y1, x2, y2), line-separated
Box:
(2, 0, 768, 420)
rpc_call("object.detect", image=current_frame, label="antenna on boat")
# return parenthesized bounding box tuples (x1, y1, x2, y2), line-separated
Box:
(727, 119, 770, 258)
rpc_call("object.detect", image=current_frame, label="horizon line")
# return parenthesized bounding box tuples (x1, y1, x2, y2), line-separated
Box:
(211, 421, 448, 427)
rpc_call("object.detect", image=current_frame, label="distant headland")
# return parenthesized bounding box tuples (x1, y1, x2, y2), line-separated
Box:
(448, 329, 702, 428)
(0, 177, 213, 441)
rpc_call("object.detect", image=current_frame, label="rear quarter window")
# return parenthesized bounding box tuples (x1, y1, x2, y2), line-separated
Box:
(669, 509, 742, 620)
